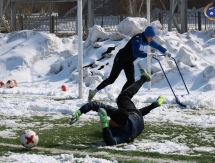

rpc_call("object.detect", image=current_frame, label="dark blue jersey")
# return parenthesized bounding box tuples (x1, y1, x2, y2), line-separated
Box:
(79, 101, 143, 145)
(118, 33, 167, 63)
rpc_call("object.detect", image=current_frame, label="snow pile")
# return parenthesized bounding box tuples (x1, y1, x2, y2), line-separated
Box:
(84, 25, 109, 48)
(84, 18, 163, 48)
(46, 17, 215, 99)
(0, 30, 81, 85)
(117, 17, 147, 37)
(50, 50, 76, 74)
(135, 140, 190, 154)
(84, 25, 127, 48)
(187, 38, 204, 53)
(205, 29, 215, 38)
(59, 50, 75, 59)
(0, 17, 215, 106)
(0, 153, 117, 163)
(202, 65, 215, 91)
(203, 65, 215, 80)
(55, 18, 168, 87)
(175, 46, 197, 67)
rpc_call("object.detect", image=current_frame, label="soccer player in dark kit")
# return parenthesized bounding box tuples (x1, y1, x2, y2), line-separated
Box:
(70, 69, 164, 145)
(88, 25, 171, 102)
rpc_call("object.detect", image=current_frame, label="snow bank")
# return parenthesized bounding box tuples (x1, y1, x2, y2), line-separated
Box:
(206, 29, 215, 38)
(117, 17, 147, 37)
(0, 153, 117, 163)
(84, 25, 109, 48)
(109, 31, 127, 41)
(202, 65, 215, 91)
(175, 46, 197, 67)
(150, 20, 163, 36)
(50, 62, 62, 74)
(203, 65, 215, 80)
(6, 30, 36, 43)
(49, 50, 75, 74)
(84, 75, 103, 87)
(59, 50, 75, 59)
(137, 141, 189, 154)
(0, 30, 62, 79)
(50, 17, 215, 93)
(84, 25, 127, 48)
(187, 38, 204, 53)
(2, 17, 215, 103)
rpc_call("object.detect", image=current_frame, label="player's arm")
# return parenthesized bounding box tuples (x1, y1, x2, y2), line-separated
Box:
(149, 40, 167, 54)
(70, 101, 117, 124)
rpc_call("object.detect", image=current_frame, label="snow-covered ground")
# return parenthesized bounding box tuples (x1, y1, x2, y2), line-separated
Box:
(0, 152, 117, 163)
(0, 17, 215, 162)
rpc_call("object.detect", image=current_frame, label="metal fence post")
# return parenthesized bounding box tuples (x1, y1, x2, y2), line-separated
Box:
(50, 16, 54, 33)
(78, 0, 83, 99)
(55, 15, 58, 33)
(198, 12, 201, 31)
(88, 0, 94, 28)
(120, 15, 123, 22)
(85, 15, 87, 28)
(19, 15, 23, 30)
(49, 2, 53, 33)
(11, 2, 16, 31)
(0, 0, 2, 33)
(84, 14, 88, 35)
(158, 13, 162, 25)
(147, 0, 151, 90)
(195, 12, 196, 30)
(205, 14, 207, 30)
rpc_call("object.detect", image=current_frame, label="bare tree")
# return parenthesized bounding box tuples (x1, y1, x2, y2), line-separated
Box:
(16, 2, 54, 16)
(118, 0, 160, 17)
(123, 0, 143, 16)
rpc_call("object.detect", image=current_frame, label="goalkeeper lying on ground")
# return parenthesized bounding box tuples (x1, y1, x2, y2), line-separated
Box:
(70, 69, 164, 145)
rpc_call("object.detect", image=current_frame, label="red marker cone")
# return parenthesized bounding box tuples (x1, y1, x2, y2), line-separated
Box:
(61, 85, 67, 92)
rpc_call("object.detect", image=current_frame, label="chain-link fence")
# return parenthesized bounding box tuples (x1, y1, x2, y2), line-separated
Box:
(16, 11, 215, 33)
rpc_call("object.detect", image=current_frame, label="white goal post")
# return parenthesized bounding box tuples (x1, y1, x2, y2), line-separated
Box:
(147, 0, 151, 90)
(78, 0, 83, 98)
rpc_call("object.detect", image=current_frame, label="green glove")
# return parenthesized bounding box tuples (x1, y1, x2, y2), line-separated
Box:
(98, 108, 108, 128)
(69, 110, 82, 125)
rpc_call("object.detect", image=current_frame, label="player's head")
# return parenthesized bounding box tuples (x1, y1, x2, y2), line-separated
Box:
(143, 26, 155, 42)
(109, 108, 128, 127)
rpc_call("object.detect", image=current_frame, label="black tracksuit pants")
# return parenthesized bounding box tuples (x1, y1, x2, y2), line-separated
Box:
(117, 74, 156, 117)
(96, 52, 135, 92)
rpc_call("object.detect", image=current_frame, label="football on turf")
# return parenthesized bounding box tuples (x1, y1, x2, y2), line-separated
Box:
(0, 80, 5, 88)
(6, 80, 15, 88)
(20, 130, 39, 149)
(13, 79, 18, 87)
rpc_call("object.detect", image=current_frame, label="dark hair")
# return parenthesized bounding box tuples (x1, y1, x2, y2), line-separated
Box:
(110, 108, 129, 126)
